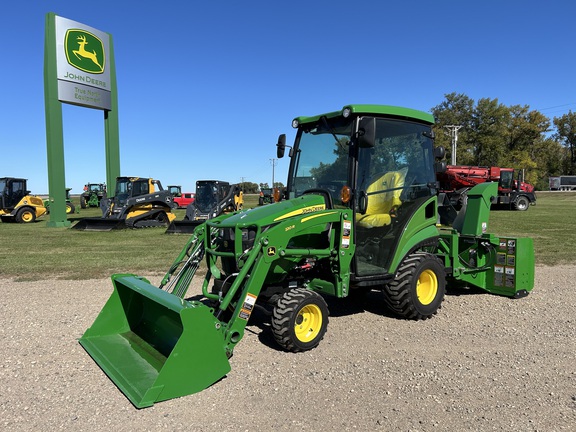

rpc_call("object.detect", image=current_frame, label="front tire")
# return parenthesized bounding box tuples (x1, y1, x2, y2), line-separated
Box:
(16, 207, 36, 223)
(272, 288, 329, 352)
(514, 196, 530, 211)
(383, 252, 445, 319)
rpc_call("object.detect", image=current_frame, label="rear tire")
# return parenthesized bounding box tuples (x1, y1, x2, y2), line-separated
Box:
(383, 252, 445, 319)
(80, 196, 87, 209)
(272, 288, 329, 352)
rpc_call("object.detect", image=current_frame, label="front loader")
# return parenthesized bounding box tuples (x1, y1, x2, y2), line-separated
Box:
(73, 177, 176, 231)
(80, 105, 534, 408)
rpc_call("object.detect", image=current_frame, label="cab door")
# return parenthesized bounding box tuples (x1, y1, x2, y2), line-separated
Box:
(354, 118, 437, 277)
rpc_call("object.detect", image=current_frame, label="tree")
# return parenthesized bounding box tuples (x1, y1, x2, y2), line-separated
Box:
(431, 93, 475, 164)
(431, 93, 565, 189)
(467, 98, 510, 166)
(553, 111, 576, 174)
(241, 182, 259, 194)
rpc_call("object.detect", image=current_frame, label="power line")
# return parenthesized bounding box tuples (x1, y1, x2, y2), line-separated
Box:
(537, 103, 576, 112)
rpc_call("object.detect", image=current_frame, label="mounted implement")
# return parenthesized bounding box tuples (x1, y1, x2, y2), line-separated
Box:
(165, 180, 243, 234)
(72, 177, 176, 231)
(80, 105, 534, 408)
(0, 177, 47, 223)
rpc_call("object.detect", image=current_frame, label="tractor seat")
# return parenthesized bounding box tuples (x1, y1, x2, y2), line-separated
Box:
(356, 169, 406, 228)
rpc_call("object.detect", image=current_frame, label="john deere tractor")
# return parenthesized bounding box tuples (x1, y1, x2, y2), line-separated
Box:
(44, 188, 76, 215)
(80, 183, 106, 209)
(80, 105, 534, 408)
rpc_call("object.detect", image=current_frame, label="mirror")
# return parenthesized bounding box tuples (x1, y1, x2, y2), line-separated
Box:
(357, 117, 375, 148)
(276, 134, 286, 158)
(435, 161, 447, 173)
(434, 146, 446, 159)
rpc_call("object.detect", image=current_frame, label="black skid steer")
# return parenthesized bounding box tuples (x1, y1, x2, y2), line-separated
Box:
(165, 180, 243, 234)
(72, 177, 176, 231)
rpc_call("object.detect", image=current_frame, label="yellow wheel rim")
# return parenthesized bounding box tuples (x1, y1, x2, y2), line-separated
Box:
(294, 304, 323, 343)
(21, 211, 34, 223)
(417, 269, 438, 305)
(66, 205, 72, 214)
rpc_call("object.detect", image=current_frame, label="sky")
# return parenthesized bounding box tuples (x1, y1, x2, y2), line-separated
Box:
(1, 1, 575, 194)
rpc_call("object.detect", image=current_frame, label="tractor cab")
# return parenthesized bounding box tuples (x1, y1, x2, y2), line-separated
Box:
(1, 177, 29, 209)
(113, 177, 154, 208)
(0, 177, 47, 223)
(281, 105, 438, 280)
(194, 181, 228, 215)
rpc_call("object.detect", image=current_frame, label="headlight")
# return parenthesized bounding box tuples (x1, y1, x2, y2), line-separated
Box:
(292, 119, 299, 128)
(342, 107, 351, 118)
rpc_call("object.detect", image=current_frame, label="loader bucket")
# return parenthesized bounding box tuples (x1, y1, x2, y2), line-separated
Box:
(79, 274, 231, 408)
(72, 217, 127, 231)
(165, 219, 203, 234)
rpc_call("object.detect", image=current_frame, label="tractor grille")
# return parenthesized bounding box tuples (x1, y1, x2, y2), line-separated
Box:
(216, 226, 257, 254)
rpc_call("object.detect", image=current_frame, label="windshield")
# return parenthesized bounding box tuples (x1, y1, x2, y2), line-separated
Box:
(195, 183, 218, 213)
(500, 170, 513, 189)
(288, 116, 354, 206)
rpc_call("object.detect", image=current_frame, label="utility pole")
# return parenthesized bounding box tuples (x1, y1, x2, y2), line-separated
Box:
(444, 125, 462, 165)
(270, 158, 277, 188)
(240, 176, 246, 192)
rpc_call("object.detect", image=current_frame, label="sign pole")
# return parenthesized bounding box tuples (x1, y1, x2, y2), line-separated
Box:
(104, 34, 120, 196)
(44, 12, 70, 227)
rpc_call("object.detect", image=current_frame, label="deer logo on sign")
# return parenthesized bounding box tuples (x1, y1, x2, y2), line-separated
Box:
(64, 29, 105, 74)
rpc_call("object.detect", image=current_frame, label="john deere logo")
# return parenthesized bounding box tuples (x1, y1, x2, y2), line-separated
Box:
(64, 29, 105, 74)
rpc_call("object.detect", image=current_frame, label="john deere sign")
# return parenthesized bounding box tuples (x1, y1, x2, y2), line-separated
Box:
(44, 12, 120, 227)
(55, 16, 111, 110)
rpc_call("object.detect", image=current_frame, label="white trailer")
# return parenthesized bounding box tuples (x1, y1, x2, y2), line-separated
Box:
(549, 176, 576, 191)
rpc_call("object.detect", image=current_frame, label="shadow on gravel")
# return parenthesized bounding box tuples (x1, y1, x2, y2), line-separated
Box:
(187, 286, 492, 353)
(247, 290, 401, 352)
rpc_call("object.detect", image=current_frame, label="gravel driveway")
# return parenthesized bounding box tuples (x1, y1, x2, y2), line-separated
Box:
(1, 265, 575, 431)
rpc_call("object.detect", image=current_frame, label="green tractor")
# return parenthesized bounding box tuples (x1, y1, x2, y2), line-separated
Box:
(44, 188, 76, 215)
(80, 183, 106, 209)
(80, 105, 534, 408)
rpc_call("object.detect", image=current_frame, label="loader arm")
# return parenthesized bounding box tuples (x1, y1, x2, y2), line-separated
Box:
(199, 207, 355, 356)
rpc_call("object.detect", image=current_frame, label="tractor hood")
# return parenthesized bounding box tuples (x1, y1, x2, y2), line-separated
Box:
(220, 194, 328, 228)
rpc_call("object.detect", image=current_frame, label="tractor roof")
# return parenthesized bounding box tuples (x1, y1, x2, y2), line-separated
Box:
(293, 104, 434, 126)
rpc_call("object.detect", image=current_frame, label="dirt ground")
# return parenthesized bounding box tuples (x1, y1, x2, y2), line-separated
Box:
(1, 265, 575, 431)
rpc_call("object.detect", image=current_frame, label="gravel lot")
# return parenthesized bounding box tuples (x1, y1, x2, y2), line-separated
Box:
(1, 265, 575, 431)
